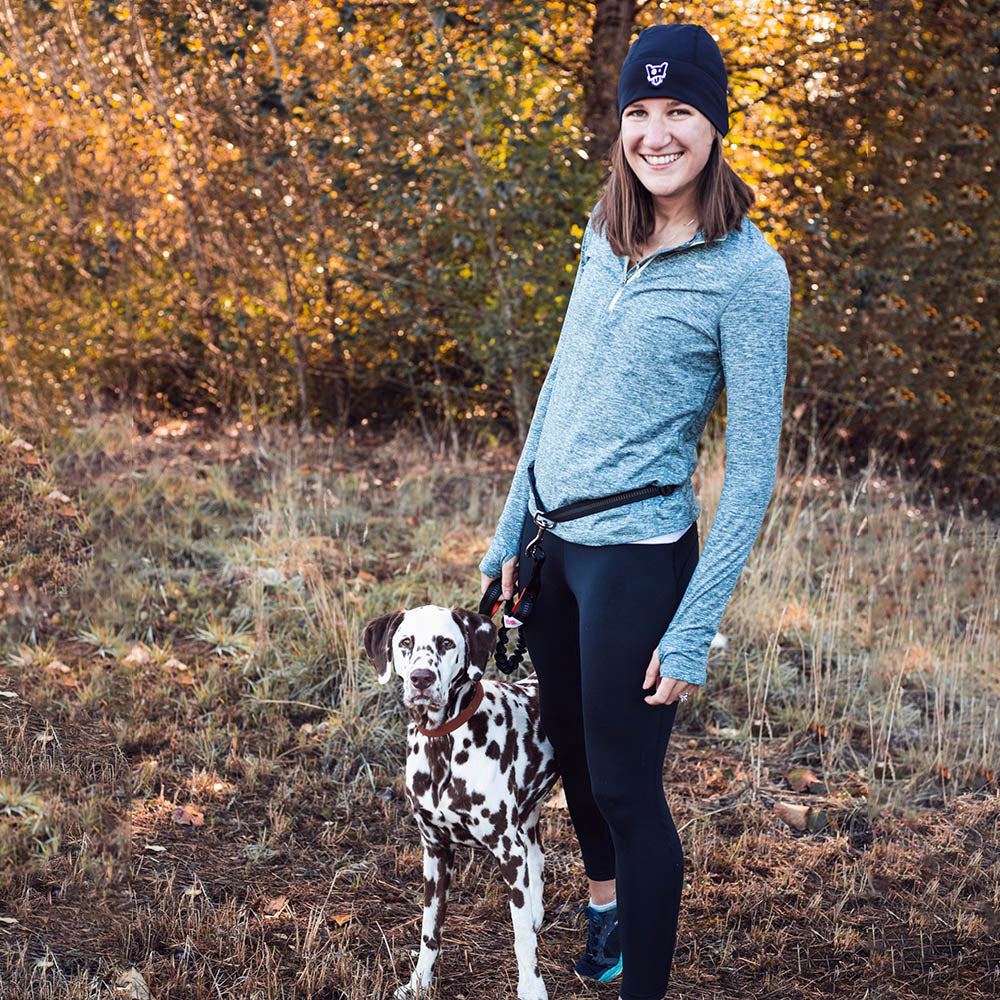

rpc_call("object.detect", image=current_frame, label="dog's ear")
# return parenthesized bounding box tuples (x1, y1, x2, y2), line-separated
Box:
(451, 608, 497, 683)
(363, 610, 405, 685)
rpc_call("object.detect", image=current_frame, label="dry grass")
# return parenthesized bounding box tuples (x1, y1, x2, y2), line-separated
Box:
(1, 414, 997, 999)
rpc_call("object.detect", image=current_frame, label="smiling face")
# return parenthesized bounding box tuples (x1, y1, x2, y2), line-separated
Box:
(620, 97, 716, 215)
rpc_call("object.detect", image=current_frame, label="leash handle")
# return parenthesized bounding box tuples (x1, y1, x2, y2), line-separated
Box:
(478, 578, 504, 619)
(478, 557, 543, 675)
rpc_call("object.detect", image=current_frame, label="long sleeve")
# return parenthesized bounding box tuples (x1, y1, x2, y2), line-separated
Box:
(656, 254, 791, 686)
(478, 222, 593, 579)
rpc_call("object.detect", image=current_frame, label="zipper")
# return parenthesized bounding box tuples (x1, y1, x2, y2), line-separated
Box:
(606, 232, 707, 314)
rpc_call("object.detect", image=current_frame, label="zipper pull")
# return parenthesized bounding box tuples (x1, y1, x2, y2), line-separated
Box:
(607, 286, 624, 312)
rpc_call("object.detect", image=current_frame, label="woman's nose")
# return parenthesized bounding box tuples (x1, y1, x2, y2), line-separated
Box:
(643, 115, 672, 148)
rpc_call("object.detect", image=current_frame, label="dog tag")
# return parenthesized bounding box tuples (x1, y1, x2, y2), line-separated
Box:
(503, 614, 523, 629)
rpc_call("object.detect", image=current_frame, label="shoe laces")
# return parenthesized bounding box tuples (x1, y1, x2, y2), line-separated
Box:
(573, 903, 606, 959)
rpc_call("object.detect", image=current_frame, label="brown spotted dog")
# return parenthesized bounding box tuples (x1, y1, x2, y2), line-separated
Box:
(364, 604, 558, 1000)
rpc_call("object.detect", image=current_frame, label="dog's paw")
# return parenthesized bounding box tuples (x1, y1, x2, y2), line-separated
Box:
(516, 983, 547, 1000)
(394, 969, 432, 1000)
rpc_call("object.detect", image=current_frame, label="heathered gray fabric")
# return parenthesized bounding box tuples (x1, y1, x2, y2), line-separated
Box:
(479, 210, 791, 686)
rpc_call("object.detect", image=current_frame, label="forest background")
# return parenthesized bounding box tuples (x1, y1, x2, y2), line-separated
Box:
(1, 3, 1000, 997)
(0, 0, 998, 505)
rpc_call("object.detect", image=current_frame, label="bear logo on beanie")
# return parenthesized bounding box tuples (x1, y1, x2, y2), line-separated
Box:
(645, 61, 669, 86)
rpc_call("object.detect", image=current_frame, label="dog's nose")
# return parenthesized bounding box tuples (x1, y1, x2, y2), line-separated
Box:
(410, 669, 435, 691)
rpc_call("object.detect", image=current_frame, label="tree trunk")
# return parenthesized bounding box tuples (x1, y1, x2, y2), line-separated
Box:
(583, 0, 637, 162)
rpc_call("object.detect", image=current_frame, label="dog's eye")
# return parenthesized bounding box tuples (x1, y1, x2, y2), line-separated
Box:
(399, 636, 413, 648)
(441, 639, 455, 649)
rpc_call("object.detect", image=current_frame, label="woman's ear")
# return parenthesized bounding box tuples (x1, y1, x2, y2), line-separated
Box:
(363, 610, 405, 685)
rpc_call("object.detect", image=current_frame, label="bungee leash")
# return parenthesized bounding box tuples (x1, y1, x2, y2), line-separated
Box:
(478, 462, 681, 674)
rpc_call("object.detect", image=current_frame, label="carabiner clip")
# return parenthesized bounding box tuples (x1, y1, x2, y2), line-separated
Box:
(525, 522, 546, 560)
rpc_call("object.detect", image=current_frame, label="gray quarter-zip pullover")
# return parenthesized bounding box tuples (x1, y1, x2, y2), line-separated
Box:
(480, 210, 791, 686)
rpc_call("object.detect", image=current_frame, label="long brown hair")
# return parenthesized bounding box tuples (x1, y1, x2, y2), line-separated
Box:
(591, 129, 755, 260)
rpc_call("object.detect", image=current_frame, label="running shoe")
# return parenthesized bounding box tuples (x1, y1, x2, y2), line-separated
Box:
(573, 901, 623, 982)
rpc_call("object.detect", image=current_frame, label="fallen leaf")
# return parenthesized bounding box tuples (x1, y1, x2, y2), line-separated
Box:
(353, 570, 376, 587)
(176, 674, 195, 687)
(329, 912, 352, 926)
(10, 438, 33, 451)
(116, 967, 151, 999)
(124, 645, 151, 667)
(46, 489, 72, 503)
(21, 454, 42, 466)
(774, 801, 830, 833)
(786, 766, 822, 793)
(164, 657, 189, 671)
(144, 844, 166, 853)
(0, 916, 19, 925)
(0, 691, 18, 699)
(47, 660, 71, 673)
(171, 805, 204, 827)
(60, 676, 78, 688)
(35, 730, 55, 745)
(58, 506, 80, 517)
(264, 895, 288, 916)
(773, 801, 809, 831)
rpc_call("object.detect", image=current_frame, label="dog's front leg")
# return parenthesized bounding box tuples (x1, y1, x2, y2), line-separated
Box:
(496, 836, 548, 1000)
(399, 842, 454, 999)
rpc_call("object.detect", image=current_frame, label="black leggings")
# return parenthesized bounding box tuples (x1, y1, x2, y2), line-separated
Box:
(516, 509, 699, 1000)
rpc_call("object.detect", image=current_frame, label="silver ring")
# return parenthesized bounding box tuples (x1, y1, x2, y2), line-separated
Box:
(679, 693, 688, 702)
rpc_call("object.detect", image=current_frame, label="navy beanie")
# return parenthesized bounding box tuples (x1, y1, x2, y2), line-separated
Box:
(617, 24, 730, 137)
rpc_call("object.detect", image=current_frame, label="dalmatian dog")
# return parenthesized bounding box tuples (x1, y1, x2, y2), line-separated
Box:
(364, 605, 559, 1000)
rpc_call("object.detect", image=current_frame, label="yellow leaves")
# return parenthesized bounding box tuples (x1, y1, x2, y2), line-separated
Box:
(458, 265, 473, 279)
(570, 224, 584, 239)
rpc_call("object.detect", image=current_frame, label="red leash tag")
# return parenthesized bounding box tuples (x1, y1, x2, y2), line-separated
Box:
(503, 614, 523, 629)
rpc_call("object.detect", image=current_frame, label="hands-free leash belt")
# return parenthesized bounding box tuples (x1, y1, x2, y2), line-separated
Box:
(478, 462, 681, 673)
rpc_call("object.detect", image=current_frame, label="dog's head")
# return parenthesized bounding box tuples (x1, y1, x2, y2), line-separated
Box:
(363, 605, 497, 708)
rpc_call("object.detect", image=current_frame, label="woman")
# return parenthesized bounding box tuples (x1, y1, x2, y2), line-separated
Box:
(478, 22, 790, 1000)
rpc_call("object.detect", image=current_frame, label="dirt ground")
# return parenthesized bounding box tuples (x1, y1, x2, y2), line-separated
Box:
(1, 420, 998, 998)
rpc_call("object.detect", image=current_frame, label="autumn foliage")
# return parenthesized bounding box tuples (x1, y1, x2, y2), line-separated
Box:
(0, 1, 996, 498)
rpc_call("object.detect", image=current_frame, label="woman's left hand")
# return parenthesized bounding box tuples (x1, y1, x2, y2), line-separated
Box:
(643, 650, 701, 705)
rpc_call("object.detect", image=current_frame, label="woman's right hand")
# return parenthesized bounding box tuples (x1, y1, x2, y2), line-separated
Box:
(480, 555, 519, 600)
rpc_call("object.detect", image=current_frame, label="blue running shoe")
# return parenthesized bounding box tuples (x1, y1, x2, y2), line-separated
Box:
(573, 902, 623, 983)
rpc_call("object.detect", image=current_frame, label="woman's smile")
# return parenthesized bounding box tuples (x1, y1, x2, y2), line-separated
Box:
(640, 151, 684, 168)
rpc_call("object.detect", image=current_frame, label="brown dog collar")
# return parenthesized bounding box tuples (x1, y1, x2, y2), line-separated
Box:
(414, 682, 485, 738)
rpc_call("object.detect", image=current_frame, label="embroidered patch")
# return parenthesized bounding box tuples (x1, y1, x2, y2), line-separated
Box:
(645, 61, 669, 86)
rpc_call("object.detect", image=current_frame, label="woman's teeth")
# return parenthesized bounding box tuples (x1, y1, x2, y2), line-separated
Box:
(643, 153, 683, 165)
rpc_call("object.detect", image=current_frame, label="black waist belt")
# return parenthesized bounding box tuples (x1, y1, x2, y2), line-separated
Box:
(478, 463, 682, 674)
(526, 461, 679, 531)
